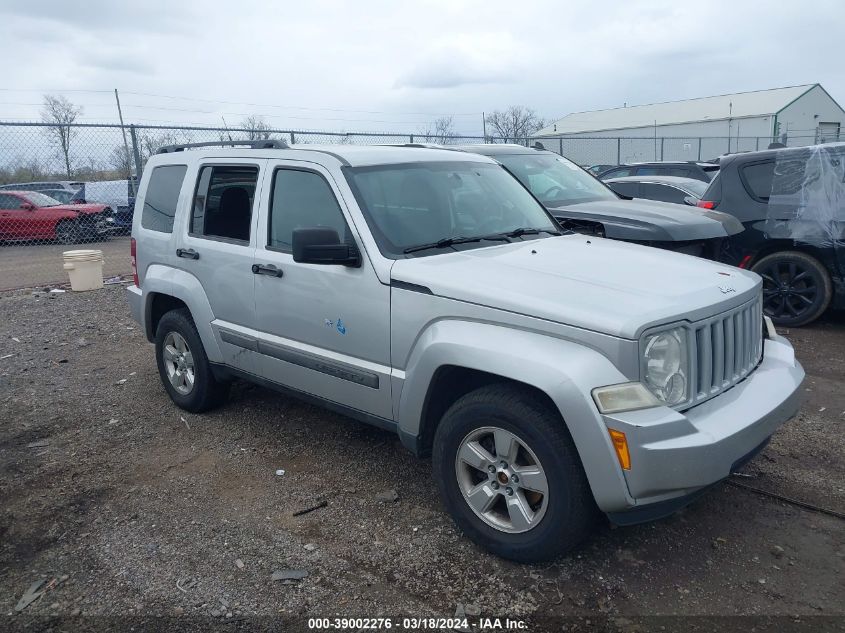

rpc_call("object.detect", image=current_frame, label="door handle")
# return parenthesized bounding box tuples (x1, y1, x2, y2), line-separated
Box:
(176, 248, 199, 260)
(252, 263, 284, 278)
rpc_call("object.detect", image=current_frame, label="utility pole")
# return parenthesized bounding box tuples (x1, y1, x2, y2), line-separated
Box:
(727, 101, 733, 154)
(221, 116, 233, 141)
(114, 89, 137, 196)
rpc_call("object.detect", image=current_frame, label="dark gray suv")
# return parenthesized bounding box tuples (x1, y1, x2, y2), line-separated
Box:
(698, 142, 845, 326)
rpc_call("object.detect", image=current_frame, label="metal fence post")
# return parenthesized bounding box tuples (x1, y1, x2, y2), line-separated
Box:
(129, 125, 143, 187)
(559, 138, 563, 156)
(616, 138, 621, 165)
(290, 132, 296, 144)
(660, 137, 664, 160)
(697, 138, 702, 161)
(410, 134, 414, 143)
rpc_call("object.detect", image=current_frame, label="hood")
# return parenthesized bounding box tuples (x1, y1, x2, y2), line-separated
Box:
(549, 199, 743, 241)
(390, 235, 760, 339)
(52, 203, 107, 215)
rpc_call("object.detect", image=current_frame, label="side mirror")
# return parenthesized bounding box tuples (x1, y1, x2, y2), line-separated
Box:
(20, 202, 35, 211)
(683, 196, 697, 206)
(292, 227, 360, 267)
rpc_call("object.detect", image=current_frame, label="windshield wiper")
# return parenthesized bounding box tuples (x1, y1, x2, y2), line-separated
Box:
(403, 234, 511, 254)
(501, 227, 561, 238)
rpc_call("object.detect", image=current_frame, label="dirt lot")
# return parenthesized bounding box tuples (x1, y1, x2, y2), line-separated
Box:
(0, 237, 132, 291)
(0, 285, 843, 631)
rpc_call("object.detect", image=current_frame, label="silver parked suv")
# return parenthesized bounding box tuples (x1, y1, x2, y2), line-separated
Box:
(127, 140, 804, 562)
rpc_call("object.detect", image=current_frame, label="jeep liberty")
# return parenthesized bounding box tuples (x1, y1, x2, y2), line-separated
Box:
(127, 140, 804, 562)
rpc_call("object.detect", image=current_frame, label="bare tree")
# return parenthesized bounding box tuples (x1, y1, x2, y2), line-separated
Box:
(109, 145, 133, 177)
(484, 106, 545, 143)
(419, 116, 456, 144)
(240, 115, 273, 140)
(41, 95, 83, 177)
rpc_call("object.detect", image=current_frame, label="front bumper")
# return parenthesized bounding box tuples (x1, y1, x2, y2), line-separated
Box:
(602, 334, 803, 521)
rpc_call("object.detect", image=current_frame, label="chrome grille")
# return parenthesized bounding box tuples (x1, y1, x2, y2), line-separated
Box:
(692, 296, 763, 404)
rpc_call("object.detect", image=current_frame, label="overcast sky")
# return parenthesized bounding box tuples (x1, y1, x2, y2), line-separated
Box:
(0, 0, 843, 135)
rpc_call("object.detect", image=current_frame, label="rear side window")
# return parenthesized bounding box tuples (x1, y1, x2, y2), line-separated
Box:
(141, 165, 187, 233)
(268, 169, 349, 251)
(602, 167, 632, 178)
(640, 183, 687, 204)
(740, 161, 775, 201)
(191, 165, 258, 243)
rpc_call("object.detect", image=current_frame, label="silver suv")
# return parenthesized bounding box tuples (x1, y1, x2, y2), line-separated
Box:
(127, 140, 804, 562)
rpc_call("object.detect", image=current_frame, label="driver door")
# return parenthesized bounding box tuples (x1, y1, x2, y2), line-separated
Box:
(251, 160, 393, 420)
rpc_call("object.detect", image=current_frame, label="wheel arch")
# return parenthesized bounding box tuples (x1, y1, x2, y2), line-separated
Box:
(140, 265, 222, 362)
(395, 320, 634, 512)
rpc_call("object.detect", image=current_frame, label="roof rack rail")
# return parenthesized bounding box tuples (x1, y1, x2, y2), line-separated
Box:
(157, 139, 289, 154)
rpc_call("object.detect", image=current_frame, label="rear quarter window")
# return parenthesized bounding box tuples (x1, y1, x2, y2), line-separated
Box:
(739, 161, 775, 202)
(141, 165, 187, 233)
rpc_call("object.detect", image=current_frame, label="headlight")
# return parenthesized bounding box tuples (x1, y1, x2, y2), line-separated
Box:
(642, 327, 689, 406)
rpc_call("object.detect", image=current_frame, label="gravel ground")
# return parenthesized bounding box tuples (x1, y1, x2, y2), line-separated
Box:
(0, 285, 843, 632)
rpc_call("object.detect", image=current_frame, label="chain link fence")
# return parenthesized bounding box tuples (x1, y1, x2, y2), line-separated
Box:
(0, 120, 836, 290)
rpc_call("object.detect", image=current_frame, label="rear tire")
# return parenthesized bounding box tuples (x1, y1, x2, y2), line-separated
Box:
(432, 384, 596, 562)
(155, 308, 229, 412)
(752, 251, 832, 327)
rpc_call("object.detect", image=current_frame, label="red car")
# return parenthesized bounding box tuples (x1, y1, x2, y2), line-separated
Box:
(0, 191, 115, 243)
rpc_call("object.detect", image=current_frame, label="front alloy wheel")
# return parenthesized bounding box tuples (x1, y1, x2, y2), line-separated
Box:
(433, 384, 596, 562)
(455, 426, 549, 533)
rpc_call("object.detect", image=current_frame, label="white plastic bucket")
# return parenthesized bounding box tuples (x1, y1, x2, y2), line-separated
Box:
(63, 249, 104, 291)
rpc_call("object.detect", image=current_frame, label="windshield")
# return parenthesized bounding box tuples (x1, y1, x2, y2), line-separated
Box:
(44, 190, 74, 203)
(496, 153, 618, 207)
(345, 161, 559, 258)
(23, 192, 62, 207)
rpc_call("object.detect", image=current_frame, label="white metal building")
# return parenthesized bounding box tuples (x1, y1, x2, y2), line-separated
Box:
(533, 84, 845, 164)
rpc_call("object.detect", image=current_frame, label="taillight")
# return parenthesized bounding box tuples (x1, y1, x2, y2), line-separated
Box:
(130, 237, 139, 286)
(697, 200, 717, 209)
(738, 254, 753, 269)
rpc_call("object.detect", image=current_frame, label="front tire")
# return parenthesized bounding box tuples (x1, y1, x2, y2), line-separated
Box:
(432, 384, 596, 562)
(155, 308, 229, 412)
(752, 251, 832, 327)
(55, 219, 82, 244)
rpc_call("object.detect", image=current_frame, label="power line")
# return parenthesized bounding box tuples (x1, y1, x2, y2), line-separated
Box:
(0, 88, 478, 118)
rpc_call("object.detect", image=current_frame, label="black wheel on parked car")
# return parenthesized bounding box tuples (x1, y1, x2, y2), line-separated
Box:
(55, 219, 83, 244)
(432, 383, 596, 562)
(752, 251, 832, 327)
(154, 308, 230, 412)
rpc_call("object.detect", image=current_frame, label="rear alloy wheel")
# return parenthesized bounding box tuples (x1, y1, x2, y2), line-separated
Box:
(55, 219, 82, 244)
(752, 251, 832, 327)
(155, 308, 230, 412)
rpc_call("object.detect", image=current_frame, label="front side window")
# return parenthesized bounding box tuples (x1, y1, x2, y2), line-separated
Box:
(496, 154, 618, 207)
(0, 194, 24, 210)
(191, 165, 258, 242)
(268, 169, 350, 251)
(345, 161, 559, 258)
(141, 165, 187, 233)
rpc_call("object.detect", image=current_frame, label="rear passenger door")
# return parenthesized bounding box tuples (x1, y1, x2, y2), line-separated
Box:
(251, 160, 393, 420)
(177, 159, 266, 374)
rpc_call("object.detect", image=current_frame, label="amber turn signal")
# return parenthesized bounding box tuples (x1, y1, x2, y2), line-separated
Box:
(608, 429, 631, 470)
